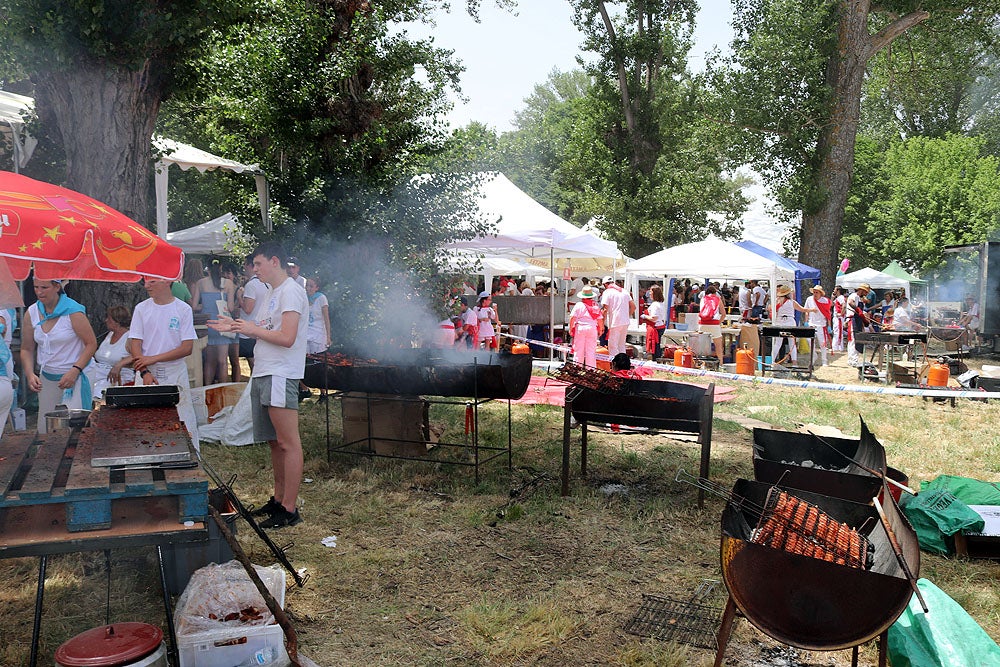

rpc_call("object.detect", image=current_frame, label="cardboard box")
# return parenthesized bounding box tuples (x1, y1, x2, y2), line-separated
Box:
(342, 393, 430, 457)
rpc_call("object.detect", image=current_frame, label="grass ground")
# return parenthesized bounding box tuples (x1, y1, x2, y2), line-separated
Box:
(2, 345, 999, 666)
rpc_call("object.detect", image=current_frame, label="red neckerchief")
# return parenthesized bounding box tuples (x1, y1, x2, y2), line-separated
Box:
(582, 298, 602, 320)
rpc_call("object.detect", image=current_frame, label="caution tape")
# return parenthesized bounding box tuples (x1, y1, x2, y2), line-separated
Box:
(504, 334, 999, 400)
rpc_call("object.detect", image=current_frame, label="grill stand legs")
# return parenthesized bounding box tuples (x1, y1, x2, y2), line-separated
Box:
(714, 595, 888, 667)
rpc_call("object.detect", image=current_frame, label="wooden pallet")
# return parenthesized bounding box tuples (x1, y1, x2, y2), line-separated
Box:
(0, 430, 208, 533)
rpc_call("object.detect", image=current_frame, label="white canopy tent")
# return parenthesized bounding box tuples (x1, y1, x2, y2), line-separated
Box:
(626, 238, 798, 321)
(441, 172, 625, 356)
(153, 135, 270, 238)
(837, 267, 909, 295)
(165, 212, 252, 256)
(0, 90, 37, 172)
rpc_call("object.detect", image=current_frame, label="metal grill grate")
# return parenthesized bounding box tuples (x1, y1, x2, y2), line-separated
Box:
(624, 581, 723, 649)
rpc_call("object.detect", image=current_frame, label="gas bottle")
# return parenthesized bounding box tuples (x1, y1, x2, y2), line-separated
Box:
(673, 347, 693, 368)
(927, 361, 950, 386)
(511, 342, 531, 355)
(736, 346, 756, 376)
(596, 345, 611, 370)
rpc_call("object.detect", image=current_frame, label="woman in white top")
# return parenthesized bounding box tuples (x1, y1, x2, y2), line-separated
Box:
(305, 277, 331, 354)
(803, 285, 830, 366)
(639, 284, 667, 359)
(20, 280, 98, 432)
(770, 284, 814, 365)
(86, 305, 135, 398)
(569, 285, 604, 367)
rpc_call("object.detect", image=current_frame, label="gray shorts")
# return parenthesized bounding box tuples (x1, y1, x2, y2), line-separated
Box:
(250, 376, 300, 442)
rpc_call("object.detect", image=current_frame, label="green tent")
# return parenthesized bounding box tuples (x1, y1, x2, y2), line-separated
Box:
(882, 260, 926, 285)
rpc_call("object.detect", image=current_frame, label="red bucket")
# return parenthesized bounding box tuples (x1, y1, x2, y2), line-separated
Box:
(879, 466, 910, 504)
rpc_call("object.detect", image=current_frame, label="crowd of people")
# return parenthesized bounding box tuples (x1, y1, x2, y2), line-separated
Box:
(1, 244, 330, 530)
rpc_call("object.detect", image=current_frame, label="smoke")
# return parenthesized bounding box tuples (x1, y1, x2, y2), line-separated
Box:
(287, 235, 447, 361)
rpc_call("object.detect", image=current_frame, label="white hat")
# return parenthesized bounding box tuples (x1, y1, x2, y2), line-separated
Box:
(602, 275, 614, 284)
(479, 291, 490, 299)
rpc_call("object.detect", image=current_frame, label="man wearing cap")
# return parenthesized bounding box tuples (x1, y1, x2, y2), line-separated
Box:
(844, 283, 872, 367)
(287, 257, 307, 289)
(569, 285, 604, 367)
(804, 285, 831, 366)
(600, 276, 635, 357)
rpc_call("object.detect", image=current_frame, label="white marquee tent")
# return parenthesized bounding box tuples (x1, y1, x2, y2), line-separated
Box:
(626, 238, 798, 317)
(153, 136, 269, 238)
(837, 267, 909, 295)
(165, 212, 252, 256)
(0, 90, 36, 172)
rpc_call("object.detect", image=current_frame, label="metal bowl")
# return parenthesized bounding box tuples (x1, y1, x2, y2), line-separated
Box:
(44, 408, 92, 431)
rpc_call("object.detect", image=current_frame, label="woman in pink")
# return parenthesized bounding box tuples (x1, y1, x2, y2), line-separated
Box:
(569, 286, 604, 367)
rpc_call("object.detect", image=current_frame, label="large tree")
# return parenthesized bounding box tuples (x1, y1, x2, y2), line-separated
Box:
(708, 0, 949, 287)
(565, 0, 747, 257)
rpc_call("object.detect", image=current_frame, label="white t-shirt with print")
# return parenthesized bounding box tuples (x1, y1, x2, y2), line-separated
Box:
(252, 277, 309, 380)
(129, 297, 197, 381)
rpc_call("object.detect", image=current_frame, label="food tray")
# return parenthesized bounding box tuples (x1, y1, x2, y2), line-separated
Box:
(105, 384, 181, 407)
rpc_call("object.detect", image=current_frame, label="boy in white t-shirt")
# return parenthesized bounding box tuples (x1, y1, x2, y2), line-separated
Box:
(128, 277, 199, 450)
(209, 242, 309, 529)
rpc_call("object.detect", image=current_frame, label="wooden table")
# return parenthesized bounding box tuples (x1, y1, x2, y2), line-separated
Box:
(0, 420, 210, 666)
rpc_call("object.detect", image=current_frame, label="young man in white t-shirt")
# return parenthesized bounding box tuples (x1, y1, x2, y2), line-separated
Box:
(128, 277, 199, 450)
(209, 242, 309, 529)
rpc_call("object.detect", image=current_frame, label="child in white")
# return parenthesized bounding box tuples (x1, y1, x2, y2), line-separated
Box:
(128, 279, 199, 451)
(475, 293, 499, 350)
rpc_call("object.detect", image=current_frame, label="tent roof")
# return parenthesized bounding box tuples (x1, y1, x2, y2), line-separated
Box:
(442, 172, 622, 260)
(165, 213, 251, 256)
(153, 135, 260, 174)
(837, 267, 909, 289)
(736, 239, 820, 281)
(626, 238, 796, 281)
(882, 260, 926, 285)
(0, 90, 32, 127)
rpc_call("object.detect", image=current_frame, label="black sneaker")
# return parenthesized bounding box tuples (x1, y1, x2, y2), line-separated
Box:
(260, 506, 302, 529)
(251, 497, 281, 518)
(298, 387, 312, 401)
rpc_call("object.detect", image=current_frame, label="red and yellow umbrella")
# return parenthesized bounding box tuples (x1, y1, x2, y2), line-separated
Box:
(0, 170, 184, 282)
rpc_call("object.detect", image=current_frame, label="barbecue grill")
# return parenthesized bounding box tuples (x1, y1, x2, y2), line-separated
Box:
(752, 418, 887, 504)
(714, 478, 919, 667)
(304, 349, 531, 399)
(558, 364, 714, 505)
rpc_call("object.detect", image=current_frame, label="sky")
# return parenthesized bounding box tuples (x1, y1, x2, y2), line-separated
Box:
(400, 1, 788, 252)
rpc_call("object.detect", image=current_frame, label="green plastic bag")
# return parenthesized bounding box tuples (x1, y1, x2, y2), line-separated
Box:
(920, 475, 1000, 506)
(900, 490, 984, 555)
(887, 578, 1000, 667)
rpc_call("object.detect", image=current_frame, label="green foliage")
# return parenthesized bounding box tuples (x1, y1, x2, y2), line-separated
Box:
(842, 133, 1000, 274)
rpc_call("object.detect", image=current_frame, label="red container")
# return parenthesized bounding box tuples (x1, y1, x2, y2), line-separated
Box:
(736, 347, 756, 376)
(927, 362, 950, 387)
(56, 623, 165, 667)
(673, 348, 693, 368)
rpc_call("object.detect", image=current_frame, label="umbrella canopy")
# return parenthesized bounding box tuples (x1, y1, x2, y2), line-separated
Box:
(0, 171, 184, 281)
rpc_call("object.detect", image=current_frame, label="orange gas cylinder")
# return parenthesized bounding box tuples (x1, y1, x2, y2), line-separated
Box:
(674, 347, 693, 368)
(511, 342, 531, 354)
(736, 346, 756, 376)
(596, 346, 611, 370)
(927, 361, 950, 387)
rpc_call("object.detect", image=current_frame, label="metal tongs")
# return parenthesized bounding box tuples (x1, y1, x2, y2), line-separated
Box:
(110, 460, 199, 472)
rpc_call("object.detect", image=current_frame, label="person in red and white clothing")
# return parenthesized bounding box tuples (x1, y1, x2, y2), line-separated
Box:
(600, 276, 635, 357)
(569, 285, 604, 367)
(770, 284, 816, 365)
(831, 286, 847, 352)
(697, 284, 726, 367)
(804, 285, 831, 366)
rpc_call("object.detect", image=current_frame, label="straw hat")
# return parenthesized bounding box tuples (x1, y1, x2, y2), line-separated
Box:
(810, 285, 825, 296)
(776, 285, 792, 297)
(579, 285, 597, 299)
(857, 283, 871, 293)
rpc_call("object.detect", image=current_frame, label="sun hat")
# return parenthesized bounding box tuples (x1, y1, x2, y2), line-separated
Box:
(602, 275, 614, 285)
(857, 283, 871, 293)
(776, 285, 792, 297)
(579, 285, 597, 299)
(810, 285, 825, 295)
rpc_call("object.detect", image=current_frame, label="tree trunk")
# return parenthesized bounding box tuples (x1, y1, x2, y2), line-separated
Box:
(798, 1, 930, 290)
(33, 58, 164, 327)
(797, 0, 870, 291)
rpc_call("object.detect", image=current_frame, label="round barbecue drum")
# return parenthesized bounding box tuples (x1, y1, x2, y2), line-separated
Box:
(720, 479, 918, 651)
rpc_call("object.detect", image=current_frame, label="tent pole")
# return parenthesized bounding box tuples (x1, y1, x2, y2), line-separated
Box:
(549, 248, 555, 362)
